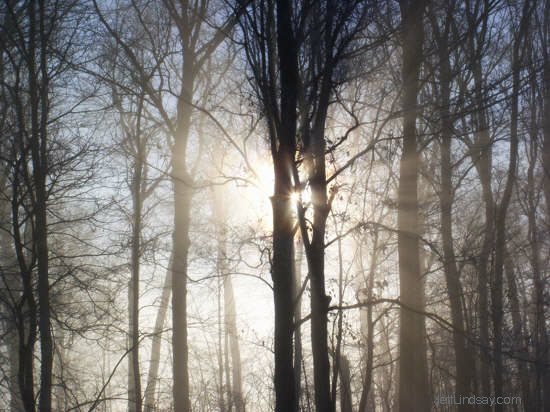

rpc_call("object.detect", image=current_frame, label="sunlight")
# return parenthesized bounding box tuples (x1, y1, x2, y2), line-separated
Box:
(252, 160, 274, 197)
(290, 185, 311, 206)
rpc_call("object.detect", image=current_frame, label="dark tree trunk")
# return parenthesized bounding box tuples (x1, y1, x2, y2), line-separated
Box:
(307, 223, 332, 412)
(359, 230, 379, 412)
(269, 1, 299, 411)
(11, 172, 37, 412)
(128, 98, 144, 412)
(271, 163, 297, 412)
(397, 1, 429, 410)
(338, 355, 353, 412)
(29, 0, 52, 409)
(293, 236, 303, 412)
(504, 251, 531, 410)
(171, 58, 195, 410)
(172, 181, 192, 412)
(540, 2, 550, 410)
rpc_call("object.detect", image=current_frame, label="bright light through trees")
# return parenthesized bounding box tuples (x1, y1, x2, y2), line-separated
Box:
(0, 0, 549, 411)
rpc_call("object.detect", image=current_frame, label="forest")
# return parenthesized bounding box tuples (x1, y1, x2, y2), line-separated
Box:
(0, 0, 549, 411)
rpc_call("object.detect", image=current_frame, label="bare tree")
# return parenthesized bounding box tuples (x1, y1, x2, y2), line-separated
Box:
(396, 0, 430, 410)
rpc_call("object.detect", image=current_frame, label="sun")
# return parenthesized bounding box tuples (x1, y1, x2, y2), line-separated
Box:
(290, 185, 311, 207)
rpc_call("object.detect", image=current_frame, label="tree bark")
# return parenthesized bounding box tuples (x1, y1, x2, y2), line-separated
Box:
(172, 62, 194, 411)
(144, 257, 172, 412)
(128, 99, 144, 412)
(492, 4, 526, 408)
(435, 28, 475, 402)
(28, 0, 52, 409)
(271, 172, 297, 412)
(397, 1, 429, 410)
(540, 2, 550, 409)
(338, 355, 353, 412)
(293, 236, 303, 412)
(224, 270, 244, 412)
(503, 251, 530, 410)
(359, 230, 379, 412)
(270, 1, 299, 411)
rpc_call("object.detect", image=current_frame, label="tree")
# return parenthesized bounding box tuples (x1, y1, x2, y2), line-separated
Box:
(93, 2, 240, 409)
(396, 0, 430, 410)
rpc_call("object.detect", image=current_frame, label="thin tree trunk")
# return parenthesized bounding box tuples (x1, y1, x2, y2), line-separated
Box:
(306, 192, 332, 412)
(430, 5, 476, 401)
(12, 179, 37, 412)
(128, 104, 144, 411)
(440, 134, 475, 403)
(171, 31, 195, 408)
(215, 186, 245, 412)
(299, 3, 337, 410)
(172, 179, 192, 412)
(143, 257, 173, 412)
(224, 271, 244, 412)
(216, 259, 226, 412)
(492, 4, 526, 407)
(465, 4, 493, 398)
(533, 82, 549, 411)
(473, 130, 493, 408)
(437, 35, 475, 402)
(503, 251, 530, 410)
(359, 230, 379, 412)
(338, 355, 353, 412)
(54, 327, 66, 410)
(330, 218, 348, 412)
(0, 224, 24, 411)
(540, 2, 550, 410)
(293, 236, 303, 412)
(397, 1, 429, 410)
(29, 1, 52, 409)
(8, 323, 23, 411)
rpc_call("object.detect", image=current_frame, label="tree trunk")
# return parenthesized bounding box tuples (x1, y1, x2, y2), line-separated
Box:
(359, 230, 379, 412)
(224, 271, 244, 412)
(0, 222, 24, 411)
(143, 262, 173, 411)
(12, 181, 37, 412)
(540, 2, 550, 410)
(214, 185, 245, 412)
(172, 85, 194, 412)
(271, 171, 297, 412)
(338, 355, 353, 412)
(437, 37, 475, 403)
(216, 258, 226, 412)
(307, 204, 332, 412)
(397, 1, 429, 410)
(440, 134, 475, 403)
(29, 0, 52, 409)
(492, 4, 526, 407)
(293, 236, 303, 412)
(471, 61, 494, 409)
(271, 1, 299, 410)
(128, 129, 144, 412)
(503, 251, 530, 410)
(172, 179, 192, 412)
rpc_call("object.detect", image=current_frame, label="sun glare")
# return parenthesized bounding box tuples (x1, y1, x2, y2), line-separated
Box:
(252, 160, 274, 196)
(290, 186, 311, 206)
